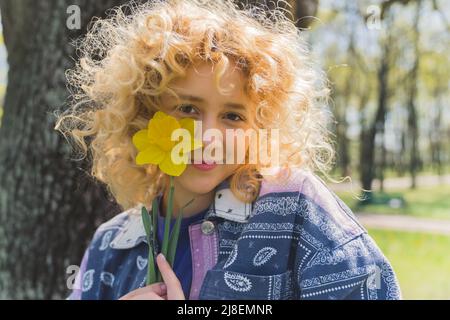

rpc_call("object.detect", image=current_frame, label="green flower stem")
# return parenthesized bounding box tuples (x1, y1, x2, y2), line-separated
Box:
(152, 198, 158, 246)
(151, 197, 160, 281)
(168, 198, 195, 267)
(161, 176, 175, 263)
(141, 206, 157, 285)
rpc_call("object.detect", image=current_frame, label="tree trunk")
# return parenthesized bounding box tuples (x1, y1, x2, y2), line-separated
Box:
(407, 0, 422, 189)
(0, 0, 126, 300)
(359, 21, 392, 197)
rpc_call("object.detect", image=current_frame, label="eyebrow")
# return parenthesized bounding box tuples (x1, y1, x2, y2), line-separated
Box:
(177, 94, 247, 111)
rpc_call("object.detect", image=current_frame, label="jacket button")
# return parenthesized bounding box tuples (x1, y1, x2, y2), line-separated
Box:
(201, 220, 215, 235)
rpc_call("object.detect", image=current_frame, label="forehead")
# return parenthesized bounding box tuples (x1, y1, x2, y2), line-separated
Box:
(166, 60, 249, 103)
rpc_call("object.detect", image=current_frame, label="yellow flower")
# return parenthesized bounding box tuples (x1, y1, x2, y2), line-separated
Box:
(132, 111, 202, 176)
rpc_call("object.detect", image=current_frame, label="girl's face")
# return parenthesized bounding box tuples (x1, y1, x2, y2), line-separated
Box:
(160, 60, 252, 196)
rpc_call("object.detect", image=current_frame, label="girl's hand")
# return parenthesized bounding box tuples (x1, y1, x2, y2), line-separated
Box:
(119, 254, 185, 300)
(119, 282, 167, 300)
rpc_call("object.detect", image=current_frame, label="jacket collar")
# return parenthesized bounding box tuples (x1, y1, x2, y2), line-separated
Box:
(109, 178, 253, 250)
(204, 178, 253, 223)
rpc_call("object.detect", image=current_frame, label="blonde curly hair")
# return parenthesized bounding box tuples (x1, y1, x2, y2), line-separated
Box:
(55, 0, 334, 210)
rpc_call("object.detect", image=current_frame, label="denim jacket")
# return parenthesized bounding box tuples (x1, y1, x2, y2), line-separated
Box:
(68, 169, 402, 300)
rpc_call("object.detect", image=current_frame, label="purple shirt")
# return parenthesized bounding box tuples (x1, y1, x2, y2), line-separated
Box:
(156, 200, 208, 298)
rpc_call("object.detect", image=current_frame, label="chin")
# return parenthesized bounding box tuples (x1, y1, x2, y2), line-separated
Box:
(177, 166, 225, 195)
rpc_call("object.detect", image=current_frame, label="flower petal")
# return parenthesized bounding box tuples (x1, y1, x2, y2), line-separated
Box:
(136, 145, 166, 166)
(159, 153, 187, 177)
(148, 113, 180, 141)
(179, 118, 196, 136)
(147, 111, 168, 137)
(132, 130, 151, 152)
(179, 118, 203, 151)
(152, 111, 167, 121)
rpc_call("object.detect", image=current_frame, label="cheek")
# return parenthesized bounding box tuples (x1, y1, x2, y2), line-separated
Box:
(223, 131, 251, 164)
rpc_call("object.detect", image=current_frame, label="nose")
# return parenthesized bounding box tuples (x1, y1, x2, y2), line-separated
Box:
(201, 115, 223, 145)
(199, 114, 225, 164)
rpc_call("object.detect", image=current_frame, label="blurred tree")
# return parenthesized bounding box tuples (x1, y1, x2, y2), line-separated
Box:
(313, 0, 449, 195)
(406, 0, 422, 188)
(359, 14, 392, 196)
(422, 51, 449, 176)
(329, 41, 353, 178)
(0, 0, 128, 300)
(0, 0, 320, 300)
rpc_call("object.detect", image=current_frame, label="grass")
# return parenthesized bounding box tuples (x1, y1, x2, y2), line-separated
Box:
(337, 184, 450, 220)
(368, 228, 450, 300)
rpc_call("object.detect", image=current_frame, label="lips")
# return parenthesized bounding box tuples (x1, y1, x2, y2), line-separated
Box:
(192, 161, 217, 171)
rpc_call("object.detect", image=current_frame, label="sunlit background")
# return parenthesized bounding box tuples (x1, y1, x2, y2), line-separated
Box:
(308, 0, 450, 299)
(0, 0, 448, 299)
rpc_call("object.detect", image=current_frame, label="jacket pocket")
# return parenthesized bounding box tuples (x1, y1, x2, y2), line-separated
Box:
(199, 269, 294, 300)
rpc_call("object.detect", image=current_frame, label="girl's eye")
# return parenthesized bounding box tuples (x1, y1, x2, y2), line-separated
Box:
(224, 112, 245, 122)
(177, 104, 198, 115)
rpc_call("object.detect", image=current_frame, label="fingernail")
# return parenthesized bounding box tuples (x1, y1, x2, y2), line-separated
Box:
(158, 254, 166, 262)
(160, 283, 167, 291)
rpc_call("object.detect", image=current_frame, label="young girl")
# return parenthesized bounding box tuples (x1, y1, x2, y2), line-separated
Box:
(56, 0, 401, 300)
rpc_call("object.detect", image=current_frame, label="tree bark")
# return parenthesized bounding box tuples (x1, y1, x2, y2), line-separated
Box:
(0, 0, 125, 300)
(359, 15, 392, 197)
(407, 0, 422, 189)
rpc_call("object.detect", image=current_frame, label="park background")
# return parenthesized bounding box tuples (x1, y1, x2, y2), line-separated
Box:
(0, 0, 448, 299)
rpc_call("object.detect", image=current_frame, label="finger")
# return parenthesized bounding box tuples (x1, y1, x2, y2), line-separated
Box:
(120, 290, 165, 301)
(156, 254, 185, 300)
(130, 292, 165, 300)
(133, 283, 167, 297)
(119, 282, 167, 300)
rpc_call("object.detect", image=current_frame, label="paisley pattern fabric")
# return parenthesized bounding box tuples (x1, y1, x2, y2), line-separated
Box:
(68, 169, 402, 300)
